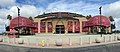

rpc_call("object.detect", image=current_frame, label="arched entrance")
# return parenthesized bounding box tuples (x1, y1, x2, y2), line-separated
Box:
(55, 25, 65, 34)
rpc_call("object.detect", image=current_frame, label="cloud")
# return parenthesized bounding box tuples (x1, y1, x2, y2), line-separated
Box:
(45, 0, 100, 16)
(0, 0, 120, 32)
(103, 1, 120, 18)
(0, 5, 41, 18)
(20, 5, 41, 17)
(102, 0, 120, 30)
(0, 18, 9, 33)
(0, 5, 41, 24)
(0, 0, 16, 7)
(0, 5, 41, 32)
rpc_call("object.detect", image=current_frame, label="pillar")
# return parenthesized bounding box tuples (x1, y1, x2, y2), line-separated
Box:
(73, 20, 75, 33)
(108, 27, 111, 33)
(52, 21, 56, 34)
(38, 20, 40, 33)
(98, 27, 101, 32)
(46, 21, 48, 33)
(79, 20, 82, 33)
(97, 26, 99, 32)
(105, 28, 108, 33)
(65, 21, 68, 34)
(88, 27, 91, 33)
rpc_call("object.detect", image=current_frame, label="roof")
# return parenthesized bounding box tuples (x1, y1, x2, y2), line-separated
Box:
(35, 12, 85, 18)
(10, 16, 35, 28)
(87, 15, 111, 27)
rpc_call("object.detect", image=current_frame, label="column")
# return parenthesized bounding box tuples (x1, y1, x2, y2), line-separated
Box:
(46, 21, 48, 33)
(97, 26, 99, 32)
(98, 27, 101, 32)
(73, 20, 75, 33)
(88, 27, 91, 33)
(38, 20, 40, 33)
(79, 20, 82, 33)
(52, 21, 56, 34)
(65, 21, 68, 34)
(105, 28, 107, 33)
(109, 27, 111, 33)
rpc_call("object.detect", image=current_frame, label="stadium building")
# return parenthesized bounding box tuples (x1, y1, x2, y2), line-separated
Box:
(9, 12, 111, 35)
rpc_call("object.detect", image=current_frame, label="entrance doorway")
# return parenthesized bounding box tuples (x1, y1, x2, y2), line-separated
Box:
(55, 25, 65, 34)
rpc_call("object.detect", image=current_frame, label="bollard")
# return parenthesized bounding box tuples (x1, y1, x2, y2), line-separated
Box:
(89, 37, 91, 44)
(117, 36, 120, 40)
(0, 36, 3, 42)
(95, 37, 102, 43)
(109, 36, 112, 42)
(46, 38, 49, 46)
(114, 36, 116, 41)
(104, 36, 106, 42)
(35, 38, 39, 46)
(8, 38, 11, 43)
(13, 38, 16, 44)
(55, 38, 62, 46)
(115, 35, 117, 41)
(111, 35, 112, 41)
(79, 38, 82, 45)
(0, 38, 3, 42)
(27, 38, 29, 45)
(69, 38, 72, 46)
(11, 38, 14, 44)
(14, 38, 18, 44)
(18, 38, 24, 44)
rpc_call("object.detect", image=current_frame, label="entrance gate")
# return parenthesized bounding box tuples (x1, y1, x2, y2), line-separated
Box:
(55, 25, 65, 34)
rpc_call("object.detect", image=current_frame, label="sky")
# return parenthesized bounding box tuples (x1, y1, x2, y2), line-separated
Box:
(0, 0, 120, 33)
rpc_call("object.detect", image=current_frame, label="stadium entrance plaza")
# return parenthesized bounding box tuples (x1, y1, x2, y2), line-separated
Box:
(1, 34, 120, 48)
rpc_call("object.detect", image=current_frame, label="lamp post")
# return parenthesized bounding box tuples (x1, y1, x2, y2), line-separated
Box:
(17, 7, 20, 37)
(99, 6, 102, 37)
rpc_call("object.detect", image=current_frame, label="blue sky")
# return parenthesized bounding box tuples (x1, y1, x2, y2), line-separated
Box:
(0, 0, 120, 33)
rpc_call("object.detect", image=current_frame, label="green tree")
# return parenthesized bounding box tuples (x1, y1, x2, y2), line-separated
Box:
(29, 16, 33, 21)
(7, 15, 12, 20)
(109, 16, 115, 29)
(6, 15, 12, 31)
(86, 15, 92, 19)
(109, 16, 114, 22)
(109, 16, 116, 33)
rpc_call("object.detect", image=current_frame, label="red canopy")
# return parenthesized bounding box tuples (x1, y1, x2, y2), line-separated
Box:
(87, 15, 111, 27)
(10, 16, 35, 28)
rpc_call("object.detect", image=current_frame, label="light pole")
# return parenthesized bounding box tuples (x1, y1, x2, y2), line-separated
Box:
(99, 6, 102, 37)
(17, 7, 20, 37)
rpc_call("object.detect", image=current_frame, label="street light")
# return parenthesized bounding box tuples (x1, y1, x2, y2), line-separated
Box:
(17, 7, 20, 37)
(99, 6, 102, 37)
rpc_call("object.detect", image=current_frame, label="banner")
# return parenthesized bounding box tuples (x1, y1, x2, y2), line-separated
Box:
(74, 21, 80, 32)
(82, 21, 89, 32)
(47, 22, 53, 33)
(34, 22, 38, 33)
(40, 22, 46, 33)
(67, 21, 73, 32)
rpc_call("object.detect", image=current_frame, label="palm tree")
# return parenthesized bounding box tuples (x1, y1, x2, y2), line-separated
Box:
(7, 15, 12, 20)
